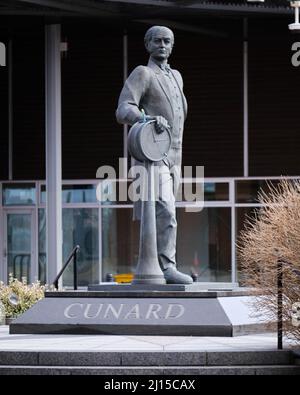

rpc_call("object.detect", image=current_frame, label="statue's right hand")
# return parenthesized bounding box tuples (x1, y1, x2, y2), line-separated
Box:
(148, 115, 170, 134)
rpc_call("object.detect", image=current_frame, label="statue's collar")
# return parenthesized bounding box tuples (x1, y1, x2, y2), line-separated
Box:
(148, 58, 171, 73)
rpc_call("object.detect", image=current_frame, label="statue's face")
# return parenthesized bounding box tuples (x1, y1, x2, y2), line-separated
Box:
(146, 30, 173, 61)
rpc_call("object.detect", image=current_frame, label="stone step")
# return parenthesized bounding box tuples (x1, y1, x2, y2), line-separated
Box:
(0, 350, 295, 367)
(0, 365, 300, 375)
(293, 350, 300, 365)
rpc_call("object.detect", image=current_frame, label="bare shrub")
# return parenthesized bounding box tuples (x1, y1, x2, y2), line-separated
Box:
(238, 179, 300, 342)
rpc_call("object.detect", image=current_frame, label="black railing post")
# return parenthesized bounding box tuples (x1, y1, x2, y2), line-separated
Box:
(52, 245, 80, 290)
(277, 259, 283, 350)
(73, 246, 78, 290)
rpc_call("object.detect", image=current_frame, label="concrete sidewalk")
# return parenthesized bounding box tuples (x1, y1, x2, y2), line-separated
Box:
(0, 325, 298, 352)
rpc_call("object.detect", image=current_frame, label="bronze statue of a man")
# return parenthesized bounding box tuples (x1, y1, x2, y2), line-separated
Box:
(116, 26, 192, 285)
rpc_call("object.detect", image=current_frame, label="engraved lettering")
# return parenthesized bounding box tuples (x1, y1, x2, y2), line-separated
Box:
(64, 303, 83, 318)
(104, 304, 125, 319)
(83, 303, 104, 319)
(124, 304, 140, 319)
(145, 304, 162, 319)
(64, 302, 186, 321)
(165, 304, 185, 319)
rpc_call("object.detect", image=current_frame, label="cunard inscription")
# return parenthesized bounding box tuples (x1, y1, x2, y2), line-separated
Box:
(64, 302, 185, 320)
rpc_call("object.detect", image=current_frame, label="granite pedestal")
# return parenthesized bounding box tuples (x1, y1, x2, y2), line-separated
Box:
(9, 286, 272, 337)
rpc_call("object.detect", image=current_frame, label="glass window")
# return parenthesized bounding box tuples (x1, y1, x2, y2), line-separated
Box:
(97, 180, 132, 205)
(40, 185, 46, 204)
(102, 208, 139, 281)
(62, 208, 99, 287)
(176, 182, 229, 202)
(235, 179, 283, 203)
(40, 184, 98, 204)
(3, 183, 36, 206)
(176, 207, 231, 282)
(236, 206, 259, 283)
(6, 213, 32, 282)
(204, 182, 229, 201)
(176, 181, 204, 203)
(38, 209, 47, 284)
(62, 185, 98, 203)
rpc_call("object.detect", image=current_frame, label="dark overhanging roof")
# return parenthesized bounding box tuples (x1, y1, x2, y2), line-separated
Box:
(0, 0, 294, 18)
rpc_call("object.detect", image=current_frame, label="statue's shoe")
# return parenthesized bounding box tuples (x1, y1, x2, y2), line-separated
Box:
(163, 267, 193, 285)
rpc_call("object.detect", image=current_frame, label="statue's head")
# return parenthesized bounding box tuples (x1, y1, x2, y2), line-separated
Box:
(144, 26, 174, 61)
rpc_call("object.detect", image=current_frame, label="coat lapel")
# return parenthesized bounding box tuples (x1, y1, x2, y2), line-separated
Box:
(148, 60, 174, 118)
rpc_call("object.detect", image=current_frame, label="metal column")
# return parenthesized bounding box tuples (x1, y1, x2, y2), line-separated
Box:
(45, 24, 62, 285)
(122, 31, 128, 178)
(8, 39, 13, 180)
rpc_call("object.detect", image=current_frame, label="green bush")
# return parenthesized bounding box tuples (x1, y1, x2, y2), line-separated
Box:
(0, 275, 46, 318)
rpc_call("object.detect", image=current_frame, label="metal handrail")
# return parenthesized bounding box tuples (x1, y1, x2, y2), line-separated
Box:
(277, 259, 283, 350)
(53, 245, 80, 290)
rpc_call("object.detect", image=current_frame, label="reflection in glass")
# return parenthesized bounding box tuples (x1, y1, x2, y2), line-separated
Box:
(7, 213, 31, 282)
(204, 183, 229, 201)
(3, 184, 36, 206)
(235, 179, 282, 203)
(236, 207, 259, 283)
(62, 208, 99, 287)
(38, 209, 47, 284)
(177, 208, 231, 282)
(40, 184, 97, 204)
(102, 208, 139, 280)
(62, 185, 97, 203)
(176, 182, 229, 202)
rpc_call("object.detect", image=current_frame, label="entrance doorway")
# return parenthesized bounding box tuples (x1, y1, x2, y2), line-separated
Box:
(3, 210, 36, 283)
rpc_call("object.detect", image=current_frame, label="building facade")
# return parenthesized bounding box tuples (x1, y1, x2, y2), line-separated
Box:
(0, 1, 300, 287)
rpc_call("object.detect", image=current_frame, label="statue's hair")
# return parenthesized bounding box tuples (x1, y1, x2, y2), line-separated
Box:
(144, 26, 174, 47)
